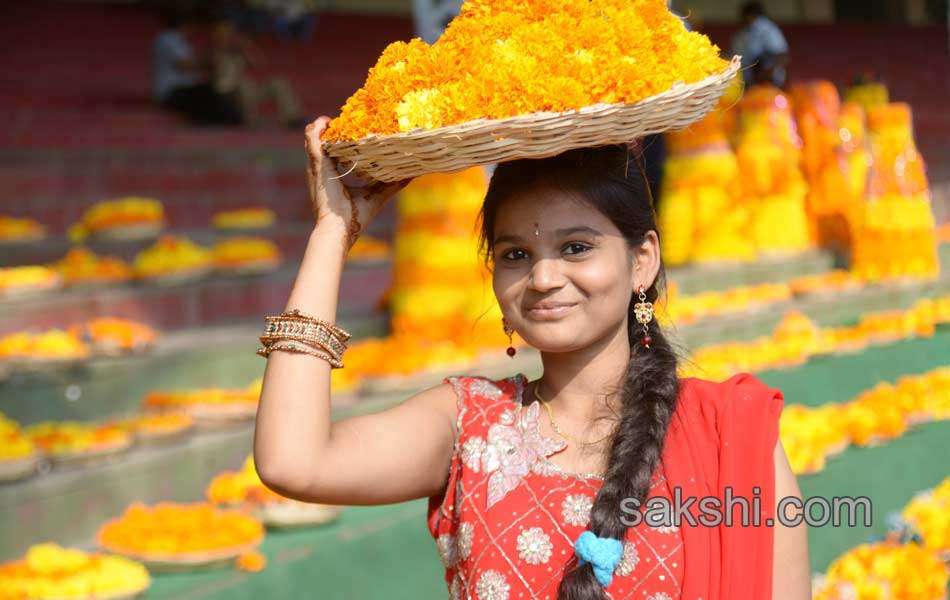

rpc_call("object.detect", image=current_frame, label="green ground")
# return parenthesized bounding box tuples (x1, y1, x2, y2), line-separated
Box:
(145, 328, 950, 599)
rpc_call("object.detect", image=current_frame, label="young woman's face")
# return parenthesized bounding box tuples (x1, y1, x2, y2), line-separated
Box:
(490, 185, 642, 352)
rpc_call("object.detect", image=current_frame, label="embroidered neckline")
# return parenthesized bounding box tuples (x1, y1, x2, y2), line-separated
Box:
(511, 373, 606, 482)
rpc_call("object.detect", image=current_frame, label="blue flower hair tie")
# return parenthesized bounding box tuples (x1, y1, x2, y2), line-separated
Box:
(573, 530, 624, 588)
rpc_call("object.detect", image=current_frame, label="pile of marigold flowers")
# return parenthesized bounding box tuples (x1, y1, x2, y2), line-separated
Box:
(0, 412, 38, 462)
(0, 543, 150, 600)
(24, 421, 131, 458)
(812, 539, 948, 600)
(84, 317, 159, 354)
(899, 476, 950, 559)
(0, 266, 62, 298)
(113, 412, 194, 442)
(660, 281, 793, 326)
(97, 502, 264, 561)
(212, 236, 282, 273)
(142, 383, 260, 412)
(0, 329, 90, 364)
(52, 247, 133, 287)
(324, 0, 729, 141)
(682, 294, 950, 381)
(133, 234, 213, 280)
(0, 215, 46, 244)
(68, 197, 165, 241)
(211, 207, 276, 230)
(779, 367, 950, 475)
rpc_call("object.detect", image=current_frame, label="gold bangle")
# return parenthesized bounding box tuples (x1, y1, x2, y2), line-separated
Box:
(257, 341, 344, 368)
(259, 322, 347, 358)
(276, 309, 351, 342)
(259, 332, 344, 362)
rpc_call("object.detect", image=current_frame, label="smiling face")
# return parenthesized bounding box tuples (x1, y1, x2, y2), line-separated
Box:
(490, 184, 647, 353)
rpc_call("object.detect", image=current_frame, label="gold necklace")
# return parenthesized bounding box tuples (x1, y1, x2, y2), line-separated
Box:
(533, 381, 615, 446)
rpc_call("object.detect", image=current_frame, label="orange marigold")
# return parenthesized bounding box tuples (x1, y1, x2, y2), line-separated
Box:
(324, 0, 728, 141)
(235, 550, 267, 573)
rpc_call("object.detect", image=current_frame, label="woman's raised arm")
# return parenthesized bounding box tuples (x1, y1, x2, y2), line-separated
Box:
(253, 118, 459, 505)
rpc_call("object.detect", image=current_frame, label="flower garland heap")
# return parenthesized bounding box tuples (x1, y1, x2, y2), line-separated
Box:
(97, 502, 264, 568)
(69, 197, 166, 242)
(0, 412, 37, 462)
(779, 367, 950, 475)
(812, 539, 948, 600)
(8, 329, 90, 364)
(851, 103, 939, 283)
(0, 543, 150, 600)
(133, 234, 213, 282)
(0, 215, 46, 244)
(682, 294, 950, 382)
(659, 78, 756, 265)
(52, 247, 133, 287)
(0, 412, 40, 482)
(0, 266, 62, 299)
(211, 207, 276, 231)
(732, 85, 812, 257)
(789, 82, 870, 251)
(212, 236, 282, 274)
(323, 0, 729, 142)
(142, 377, 265, 426)
(24, 421, 132, 462)
(899, 476, 950, 560)
(84, 317, 159, 355)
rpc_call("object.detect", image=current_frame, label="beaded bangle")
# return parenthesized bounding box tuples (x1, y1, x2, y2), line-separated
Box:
(256, 341, 344, 368)
(274, 309, 351, 342)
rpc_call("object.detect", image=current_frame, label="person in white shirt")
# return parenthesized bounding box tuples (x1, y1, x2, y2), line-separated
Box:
(731, 2, 789, 89)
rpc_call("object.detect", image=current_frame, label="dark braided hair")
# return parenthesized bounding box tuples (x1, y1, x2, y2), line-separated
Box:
(476, 144, 681, 600)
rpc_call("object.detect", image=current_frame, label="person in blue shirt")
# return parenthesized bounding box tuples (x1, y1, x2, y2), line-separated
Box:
(731, 2, 789, 89)
(152, 6, 243, 126)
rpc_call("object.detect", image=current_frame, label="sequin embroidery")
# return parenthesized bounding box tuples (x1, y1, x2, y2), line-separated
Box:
(428, 374, 685, 600)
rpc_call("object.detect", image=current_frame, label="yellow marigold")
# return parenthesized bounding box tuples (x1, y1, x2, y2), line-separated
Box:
(0, 543, 150, 600)
(0, 266, 61, 294)
(212, 237, 282, 269)
(0, 216, 46, 243)
(325, 0, 728, 141)
(212, 207, 276, 230)
(819, 541, 947, 599)
(133, 235, 213, 279)
(53, 247, 133, 286)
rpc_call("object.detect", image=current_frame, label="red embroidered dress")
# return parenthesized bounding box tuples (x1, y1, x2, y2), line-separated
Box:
(427, 373, 685, 600)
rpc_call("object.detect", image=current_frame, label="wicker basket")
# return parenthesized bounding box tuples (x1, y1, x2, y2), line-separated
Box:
(323, 55, 741, 182)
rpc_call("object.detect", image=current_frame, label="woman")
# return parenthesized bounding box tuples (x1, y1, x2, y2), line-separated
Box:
(254, 116, 811, 600)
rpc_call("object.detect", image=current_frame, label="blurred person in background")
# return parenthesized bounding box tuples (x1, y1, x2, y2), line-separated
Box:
(211, 18, 307, 129)
(152, 3, 244, 125)
(731, 1, 789, 89)
(271, 0, 320, 41)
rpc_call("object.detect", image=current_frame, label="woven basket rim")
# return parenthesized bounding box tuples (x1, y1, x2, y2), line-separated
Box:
(322, 54, 742, 150)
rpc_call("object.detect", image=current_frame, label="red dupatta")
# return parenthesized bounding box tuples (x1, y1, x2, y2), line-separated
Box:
(660, 372, 785, 600)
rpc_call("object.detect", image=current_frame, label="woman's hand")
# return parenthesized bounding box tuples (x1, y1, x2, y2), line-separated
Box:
(304, 116, 410, 250)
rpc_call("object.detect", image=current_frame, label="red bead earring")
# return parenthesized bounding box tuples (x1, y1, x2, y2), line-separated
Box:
(633, 285, 654, 349)
(502, 318, 516, 357)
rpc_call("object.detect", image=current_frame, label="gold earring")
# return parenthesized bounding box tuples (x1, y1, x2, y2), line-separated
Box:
(634, 285, 654, 349)
(502, 318, 516, 357)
